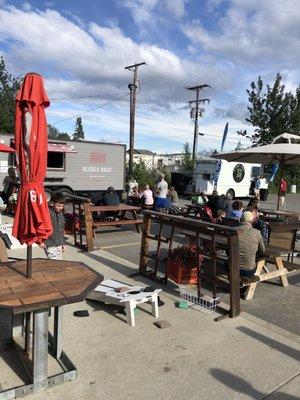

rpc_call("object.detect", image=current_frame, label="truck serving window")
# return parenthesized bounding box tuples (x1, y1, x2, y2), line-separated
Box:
(202, 173, 211, 180)
(47, 152, 65, 170)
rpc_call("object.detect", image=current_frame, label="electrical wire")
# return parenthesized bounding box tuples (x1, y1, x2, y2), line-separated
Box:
(51, 92, 128, 101)
(52, 93, 129, 125)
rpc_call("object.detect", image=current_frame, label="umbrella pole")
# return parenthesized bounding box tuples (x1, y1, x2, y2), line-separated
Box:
(277, 161, 284, 211)
(27, 245, 32, 279)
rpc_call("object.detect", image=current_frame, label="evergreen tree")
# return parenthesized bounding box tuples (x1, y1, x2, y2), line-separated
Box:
(73, 117, 85, 140)
(238, 73, 300, 145)
(0, 57, 22, 133)
(182, 142, 193, 171)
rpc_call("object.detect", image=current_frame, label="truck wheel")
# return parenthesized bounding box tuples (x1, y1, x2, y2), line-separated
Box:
(226, 189, 235, 200)
(57, 188, 73, 197)
(44, 188, 52, 202)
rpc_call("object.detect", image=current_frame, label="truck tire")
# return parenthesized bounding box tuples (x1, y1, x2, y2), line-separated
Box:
(57, 187, 73, 198)
(226, 189, 235, 200)
(44, 188, 52, 202)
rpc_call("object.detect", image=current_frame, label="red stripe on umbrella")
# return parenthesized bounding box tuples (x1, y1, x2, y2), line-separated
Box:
(12, 73, 53, 248)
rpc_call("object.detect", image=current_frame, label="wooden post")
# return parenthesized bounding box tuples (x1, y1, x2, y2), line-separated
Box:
(84, 202, 94, 252)
(228, 234, 240, 318)
(139, 214, 151, 273)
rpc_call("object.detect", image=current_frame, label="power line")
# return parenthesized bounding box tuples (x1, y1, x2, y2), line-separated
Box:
(51, 92, 127, 101)
(52, 93, 129, 125)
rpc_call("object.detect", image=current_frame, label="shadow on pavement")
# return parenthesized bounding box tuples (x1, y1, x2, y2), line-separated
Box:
(210, 368, 299, 399)
(236, 326, 300, 362)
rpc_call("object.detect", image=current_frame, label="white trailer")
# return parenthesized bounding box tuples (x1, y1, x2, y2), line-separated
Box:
(194, 157, 261, 198)
(0, 133, 126, 202)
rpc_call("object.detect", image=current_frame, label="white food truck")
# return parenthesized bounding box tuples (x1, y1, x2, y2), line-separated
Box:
(194, 157, 262, 199)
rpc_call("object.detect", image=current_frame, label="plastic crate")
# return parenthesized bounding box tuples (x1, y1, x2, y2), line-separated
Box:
(166, 258, 198, 284)
(179, 285, 219, 315)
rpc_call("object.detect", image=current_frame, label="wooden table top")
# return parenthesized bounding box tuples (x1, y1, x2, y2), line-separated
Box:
(259, 209, 299, 217)
(90, 204, 141, 212)
(0, 259, 103, 314)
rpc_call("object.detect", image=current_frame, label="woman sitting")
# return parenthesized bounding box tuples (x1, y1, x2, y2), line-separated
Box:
(228, 200, 244, 220)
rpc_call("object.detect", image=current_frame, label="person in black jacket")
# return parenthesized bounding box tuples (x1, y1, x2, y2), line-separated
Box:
(41, 192, 66, 260)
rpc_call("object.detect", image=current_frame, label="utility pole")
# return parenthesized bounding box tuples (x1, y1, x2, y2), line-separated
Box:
(186, 84, 211, 166)
(125, 62, 146, 177)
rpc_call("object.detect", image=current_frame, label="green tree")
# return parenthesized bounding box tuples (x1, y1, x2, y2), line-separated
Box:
(131, 160, 155, 188)
(182, 142, 193, 171)
(73, 117, 85, 140)
(47, 124, 71, 140)
(238, 73, 300, 145)
(0, 57, 22, 133)
(239, 73, 300, 189)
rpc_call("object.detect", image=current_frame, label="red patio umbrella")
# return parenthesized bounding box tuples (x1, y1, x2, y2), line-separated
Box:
(12, 72, 53, 278)
(0, 143, 15, 152)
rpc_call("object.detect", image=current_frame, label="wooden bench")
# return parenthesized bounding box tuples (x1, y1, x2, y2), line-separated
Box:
(241, 257, 289, 300)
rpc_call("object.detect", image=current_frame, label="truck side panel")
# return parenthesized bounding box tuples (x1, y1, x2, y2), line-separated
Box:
(46, 140, 125, 192)
(0, 134, 125, 193)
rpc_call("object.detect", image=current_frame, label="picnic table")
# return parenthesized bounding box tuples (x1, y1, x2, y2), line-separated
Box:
(259, 208, 300, 221)
(90, 204, 142, 232)
(83, 203, 143, 251)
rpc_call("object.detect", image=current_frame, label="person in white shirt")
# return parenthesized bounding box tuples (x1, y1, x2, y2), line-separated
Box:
(142, 184, 154, 207)
(155, 174, 168, 212)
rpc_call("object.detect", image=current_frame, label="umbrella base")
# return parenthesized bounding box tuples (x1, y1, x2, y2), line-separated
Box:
(0, 308, 77, 399)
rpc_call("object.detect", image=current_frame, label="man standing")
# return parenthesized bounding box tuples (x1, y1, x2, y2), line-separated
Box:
(238, 211, 265, 277)
(156, 174, 168, 212)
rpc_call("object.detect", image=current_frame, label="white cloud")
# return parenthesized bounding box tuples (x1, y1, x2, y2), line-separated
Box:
(182, 0, 300, 66)
(0, 6, 232, 108)
(121, 0, 186, 22)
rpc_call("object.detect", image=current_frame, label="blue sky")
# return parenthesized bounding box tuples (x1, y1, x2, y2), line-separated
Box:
(0, 0, 300, 153)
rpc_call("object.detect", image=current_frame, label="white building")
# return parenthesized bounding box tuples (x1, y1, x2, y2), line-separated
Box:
(127, 149, 185, 171)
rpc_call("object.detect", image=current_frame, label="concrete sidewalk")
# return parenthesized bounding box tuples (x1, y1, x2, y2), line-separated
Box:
(2, 238, 299, 400)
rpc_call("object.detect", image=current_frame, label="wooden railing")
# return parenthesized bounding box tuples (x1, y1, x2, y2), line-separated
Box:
(139, 210, 241, 318)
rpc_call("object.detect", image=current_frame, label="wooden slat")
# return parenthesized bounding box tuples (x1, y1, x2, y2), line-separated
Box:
(93, 219, 143, 227)
(90, 204, 140, 212)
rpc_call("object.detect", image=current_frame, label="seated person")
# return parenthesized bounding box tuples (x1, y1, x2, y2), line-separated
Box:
(141, 184, 154, 208)
(169, 186, 179, 206)
(246, 205, 269, 243)
(216, 209, 226, 224)
(228, 200, 243, 220)
(102, 187, 120, 220)
(103, 186, 119, 206)
(206, 190, 219, 217)
(128, 186, 142, 206)
(238, 211, 265, 277)
(247, 197, 259, 208)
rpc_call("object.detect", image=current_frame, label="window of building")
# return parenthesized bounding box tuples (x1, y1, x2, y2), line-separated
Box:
(157, 159, 163, 168)
(202, 173, 211, 180)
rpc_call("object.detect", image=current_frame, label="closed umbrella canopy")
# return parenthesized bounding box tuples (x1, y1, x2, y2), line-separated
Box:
(12, 73, 53, 245)
(211, 133, 300, 164)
